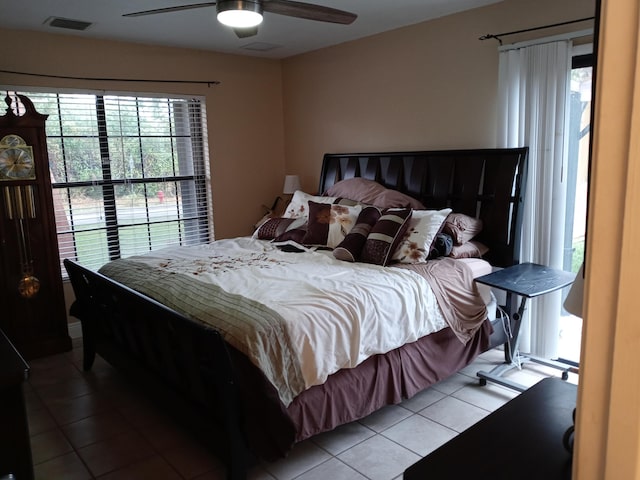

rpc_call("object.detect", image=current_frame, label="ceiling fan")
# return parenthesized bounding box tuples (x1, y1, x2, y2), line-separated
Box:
(123, 0, 357, 39)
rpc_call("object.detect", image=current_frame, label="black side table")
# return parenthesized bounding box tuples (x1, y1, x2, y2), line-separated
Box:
(404, 378, 576, 480)
(0, 328, 33, 480)
(475, 262, 576, 392)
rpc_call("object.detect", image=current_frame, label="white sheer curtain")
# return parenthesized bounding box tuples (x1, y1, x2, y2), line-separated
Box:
(497, 40, 571, 358)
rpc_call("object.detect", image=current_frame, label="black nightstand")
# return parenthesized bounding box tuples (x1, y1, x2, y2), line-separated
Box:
(475, 262, 576, 392)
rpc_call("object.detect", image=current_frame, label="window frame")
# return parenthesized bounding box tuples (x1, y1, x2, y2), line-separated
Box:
(5, 87, 213, 272)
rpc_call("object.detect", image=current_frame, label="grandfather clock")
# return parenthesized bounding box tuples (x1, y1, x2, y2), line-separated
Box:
(0, 93, 71, 359)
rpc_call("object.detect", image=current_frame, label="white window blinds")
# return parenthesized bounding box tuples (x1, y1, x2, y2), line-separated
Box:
(8, 90, 213, 272)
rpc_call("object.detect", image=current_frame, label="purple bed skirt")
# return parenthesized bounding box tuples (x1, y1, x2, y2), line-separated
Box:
(231, 320, 493, 461)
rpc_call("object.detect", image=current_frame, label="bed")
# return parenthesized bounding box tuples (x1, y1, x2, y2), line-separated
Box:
(64, 147, 528, 480)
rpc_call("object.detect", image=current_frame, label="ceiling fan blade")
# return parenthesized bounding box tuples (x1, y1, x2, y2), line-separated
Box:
(234, 26, 259, 38)
(263, 0, 357, 25)
(123, 2, 217, 17)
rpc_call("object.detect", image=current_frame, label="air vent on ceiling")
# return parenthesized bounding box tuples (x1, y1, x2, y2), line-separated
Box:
(45, 17, 93, 31)
(240, 42, 281, 52)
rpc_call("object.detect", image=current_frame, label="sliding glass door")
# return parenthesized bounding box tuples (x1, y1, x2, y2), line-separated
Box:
(557, 52, 593, 363)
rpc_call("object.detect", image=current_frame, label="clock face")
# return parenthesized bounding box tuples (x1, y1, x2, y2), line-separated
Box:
(0, 135, 36, 181)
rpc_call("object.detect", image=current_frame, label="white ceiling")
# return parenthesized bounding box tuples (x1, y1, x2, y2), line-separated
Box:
(1, 0, 503, 59)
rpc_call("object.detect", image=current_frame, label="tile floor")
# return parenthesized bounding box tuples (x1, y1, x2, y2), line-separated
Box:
(25, 335, 578, 480)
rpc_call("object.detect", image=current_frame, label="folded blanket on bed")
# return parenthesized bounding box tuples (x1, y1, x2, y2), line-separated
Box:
(98, 237, 486, 406)
(394, 258, 488, 343)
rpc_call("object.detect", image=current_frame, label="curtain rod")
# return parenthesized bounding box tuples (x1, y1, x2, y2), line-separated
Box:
(0, 69, 220, 87)
(498, 28, 593, 52)
(479, 16, 595, 45)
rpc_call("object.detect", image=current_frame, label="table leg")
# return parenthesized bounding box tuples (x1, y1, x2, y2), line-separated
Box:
(477, 296, 572, 391)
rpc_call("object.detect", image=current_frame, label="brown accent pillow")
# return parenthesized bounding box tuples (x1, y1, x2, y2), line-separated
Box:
(442, 213, 483, 245)
(360, 208, 412, 266)
(325, 177, 425, 210)
(333, 206, 382, 262)
(449, 240, 489, 259)
(283, 191, 338, 219)
(302, 201, 362, 248)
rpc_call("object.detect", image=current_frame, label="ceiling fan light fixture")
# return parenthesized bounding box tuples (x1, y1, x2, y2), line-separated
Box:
(217, 0, 263, 28)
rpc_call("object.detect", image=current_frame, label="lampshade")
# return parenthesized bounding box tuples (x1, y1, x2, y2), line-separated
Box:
(283, 175, 301, 194)
(216, 0, 263, 28)
(564, 263, 584, 318)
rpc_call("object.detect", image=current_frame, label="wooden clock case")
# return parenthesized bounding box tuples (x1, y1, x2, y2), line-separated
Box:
(0, 94, 71, 359)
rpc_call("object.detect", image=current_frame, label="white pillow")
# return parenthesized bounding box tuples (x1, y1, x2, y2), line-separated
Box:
(392, 208, 452, 263)
(282, 190, 337, 219)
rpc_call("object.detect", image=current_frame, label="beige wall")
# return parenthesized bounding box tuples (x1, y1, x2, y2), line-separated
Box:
(0, 28, 286, 240)
(0, 0, 594, 234)
(281, 0, 595, 192)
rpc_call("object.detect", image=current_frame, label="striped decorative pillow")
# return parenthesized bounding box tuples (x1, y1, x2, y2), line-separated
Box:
(255, 216, 306, 240)
(333, 206, 382, 262)
(360, 208, 412, 266)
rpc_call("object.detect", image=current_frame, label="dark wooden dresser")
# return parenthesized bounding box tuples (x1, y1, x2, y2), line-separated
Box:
(404, 377, 576, 480)
(0, 328, 33, 479)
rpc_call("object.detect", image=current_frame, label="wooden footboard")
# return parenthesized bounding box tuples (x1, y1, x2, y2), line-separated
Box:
(63, 258, 250, 480)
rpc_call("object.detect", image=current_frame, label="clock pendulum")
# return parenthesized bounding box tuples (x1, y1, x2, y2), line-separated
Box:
(2, 185, 40, 298)
(0, 133, 40, 298)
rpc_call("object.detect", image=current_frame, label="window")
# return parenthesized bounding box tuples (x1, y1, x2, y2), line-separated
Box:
(7, 90, 213, 272)
(564, 52, 592, 273)
(496, 39, 592, 361)
(557, 50, 593, 363)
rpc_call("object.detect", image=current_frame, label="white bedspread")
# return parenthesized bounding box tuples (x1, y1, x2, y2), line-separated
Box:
(99, 237, 450, 403)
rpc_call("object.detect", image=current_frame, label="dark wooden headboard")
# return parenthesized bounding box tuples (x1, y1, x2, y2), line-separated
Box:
(318, 148, 528, 268)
